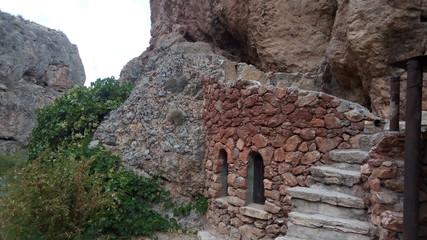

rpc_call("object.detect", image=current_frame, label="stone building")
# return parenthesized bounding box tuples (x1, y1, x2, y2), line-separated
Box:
(202, 77, 426, 239)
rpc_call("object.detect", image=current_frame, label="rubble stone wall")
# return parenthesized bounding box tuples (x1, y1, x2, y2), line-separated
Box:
(202, 78, 376, 239)
(361, 132, 427, 239)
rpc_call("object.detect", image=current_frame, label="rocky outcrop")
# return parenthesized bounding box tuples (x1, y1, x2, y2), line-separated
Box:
(149, 0, 427, 117)
(0, 11, 85, 153)
(94, 38, 226, 200)
(327, 0, 427, 116)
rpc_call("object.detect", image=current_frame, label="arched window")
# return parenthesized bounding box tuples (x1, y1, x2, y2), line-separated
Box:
(247, 152, 265, 204)
(219, 149, 228, 197)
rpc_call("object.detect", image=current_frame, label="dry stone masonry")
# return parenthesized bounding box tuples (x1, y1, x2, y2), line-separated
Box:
(360, 132, 427, 239)
(202, 77, 379, 239)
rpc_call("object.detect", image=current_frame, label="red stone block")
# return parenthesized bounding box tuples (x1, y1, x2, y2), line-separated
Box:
(300, 128, 316, 140)
(267, 114, 287, 127)
(273, 89, 287, 99)
(371, 166, 397, 179)
(281, 103, 296, 115)
(244, 94, 259, 108)
(315, 136, 342, 153)
(284, 152, 303, 166)
(324, 113, 343, 129)
(253, 134, 269, 148)
(259, 147, 275, 165)
(274, 148, 286, 162)
(284, 135, 303, 152)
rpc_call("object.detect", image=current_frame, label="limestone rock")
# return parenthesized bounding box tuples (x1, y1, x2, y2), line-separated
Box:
(0, 11, 85, 153)
(148, 0, 427, 117)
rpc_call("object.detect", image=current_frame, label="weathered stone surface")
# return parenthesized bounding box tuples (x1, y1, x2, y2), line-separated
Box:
(310, 166, 361, 187)
(240, 204, 269, 220)
(147, 0, 427, 117)
(291, 198, 367, 222)
(316, 137, 342, 153)
(288, 212, 370, 234)
(380, 211, 403, 232)
(287, 187, 365, 209)
(94, 41, 226, 200)
(327, 0, 427, 117)
(285, 222, 371, 240)
(329, 149, 368, 164)
(0, 11, 85, 153)
(284, 135, 303, 152)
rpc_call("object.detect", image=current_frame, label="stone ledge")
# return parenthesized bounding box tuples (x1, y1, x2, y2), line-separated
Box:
(286, 187, 365, 209)
(329, 149, 368, 164)
(289, 212, 370, 234)
(310, 166, 361, 187)
(240, 203, 269, 220)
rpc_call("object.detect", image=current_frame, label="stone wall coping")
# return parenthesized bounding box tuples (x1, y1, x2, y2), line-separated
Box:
(240, 203, 269, 220)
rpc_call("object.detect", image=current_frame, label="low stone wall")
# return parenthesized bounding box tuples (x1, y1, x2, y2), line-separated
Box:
(202, 78, 376, 239)
(361, 132, 427, 239)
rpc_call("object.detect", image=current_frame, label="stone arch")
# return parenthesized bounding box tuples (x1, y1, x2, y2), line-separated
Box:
(247, 152, 265, 204)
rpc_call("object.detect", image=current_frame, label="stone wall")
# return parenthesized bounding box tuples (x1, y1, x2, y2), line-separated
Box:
(202, 78, 377, 239)
(361, 132, 427, 239)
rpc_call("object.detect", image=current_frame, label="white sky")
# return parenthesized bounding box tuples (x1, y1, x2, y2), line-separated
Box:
(1, 0, 151, 85)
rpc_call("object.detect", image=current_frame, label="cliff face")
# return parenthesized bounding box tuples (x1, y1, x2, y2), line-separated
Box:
(0, 11, 85, 153)
(95, 1, 427, 201)
(150, 0, 427, 116)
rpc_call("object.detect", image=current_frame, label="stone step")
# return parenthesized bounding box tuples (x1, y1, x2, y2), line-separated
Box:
(329, 149, 368, 164)
(288, 212, 371, 235)
(308, 182, 357, 196)
(310, 166, 361, 187)
(291, 198, 366, 221)
(329, 162, 361, 171)
(285, 222, 371, 240)
(286, 187, 365, 209)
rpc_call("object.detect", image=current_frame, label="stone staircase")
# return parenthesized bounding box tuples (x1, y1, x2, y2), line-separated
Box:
(277, 135, 374, 240)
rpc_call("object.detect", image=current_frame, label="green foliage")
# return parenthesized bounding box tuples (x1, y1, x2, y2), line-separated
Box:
(0, 149, 27, 179)
(172, 195, 208, 217)
(0, 78, 179, 239)
(0, 149, 27, 197)
(0, 148, 107, 240)
(28, 77, 133, 161)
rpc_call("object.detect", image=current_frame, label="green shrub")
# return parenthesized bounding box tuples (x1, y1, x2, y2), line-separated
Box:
(28, 77, 133, 161)
(0, 149, 27, 179)
(0, 149, 27, 197)
(0, 78, 179, 239)
(172, 195, 208, 217)
(0, 148, 107, 239)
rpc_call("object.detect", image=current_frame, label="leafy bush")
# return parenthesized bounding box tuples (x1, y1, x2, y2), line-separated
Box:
(172, 195, 208, 217)
(0, 78, 179, 239)
(0, 148, 107, 239)
(0, 149, 27, 179)
(28, 77, 133, 161)
(0, 149, 27, 197)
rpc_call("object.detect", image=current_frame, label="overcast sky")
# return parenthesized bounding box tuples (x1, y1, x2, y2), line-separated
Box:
(1, 0, 151, 85)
